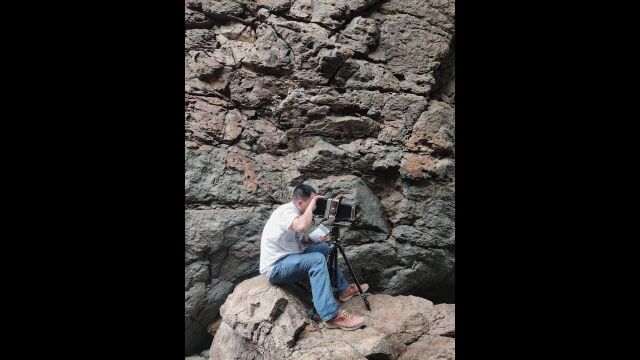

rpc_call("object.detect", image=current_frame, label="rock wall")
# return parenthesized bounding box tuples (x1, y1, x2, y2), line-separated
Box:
(185, 0, 455, 355)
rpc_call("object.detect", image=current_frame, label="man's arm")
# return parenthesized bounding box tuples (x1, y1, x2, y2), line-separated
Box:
(289, 195, 320, 233)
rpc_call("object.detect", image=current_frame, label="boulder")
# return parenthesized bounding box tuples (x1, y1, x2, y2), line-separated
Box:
(209, 276, 454, 359)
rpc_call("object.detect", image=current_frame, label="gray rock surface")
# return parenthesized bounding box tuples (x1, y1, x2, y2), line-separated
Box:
(185, 0, 455, 355)
(208, 276, 454, 359)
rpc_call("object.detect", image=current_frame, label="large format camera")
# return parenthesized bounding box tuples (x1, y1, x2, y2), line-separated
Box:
(312, 196, 358, 223)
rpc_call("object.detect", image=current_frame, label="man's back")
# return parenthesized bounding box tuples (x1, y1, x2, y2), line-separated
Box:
(259, 202, 303, 277)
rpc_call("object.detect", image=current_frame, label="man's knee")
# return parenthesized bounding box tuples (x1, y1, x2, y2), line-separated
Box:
(316, 243, 330, 256)
(308, 252, 326, 265)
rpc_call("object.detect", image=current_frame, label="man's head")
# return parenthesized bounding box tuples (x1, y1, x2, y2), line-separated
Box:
(291, 184, 317, 213)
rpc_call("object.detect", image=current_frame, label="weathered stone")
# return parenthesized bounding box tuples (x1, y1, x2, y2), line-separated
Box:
(339, 89, 389, 117)
(210, 36, 248, 68)
(206, 318, 222, 336)
(334, 58, 400, 92)
(186, 260, 210, 290)
(340, 241, 399, 287)
(252, 118, 288, 154)
(187, 0, 246, 19)
(184, 207, 268, 267)
(185, 282, 214, 354)
(367, 10, 452, 70)
(209, 321, 263, 359)
(241, 24, 293, 75)
(295, 140, 357, 176)
(315, 46, 355, 81)
(337, 138, 402, 173)
(184, 207, 272, 355)
(283, 135, 321, 152)
(398, 335, 455, 360)
(378, 0, 455, 33)
(228, 70, 290, 109)
(256, 0, 293, 13)
(225, 146, 260, 192)
(185, 47, 235, 95)
(430, 303, 455, 337)
(288, 0, 381, 30)
(185, 7, 214, 29)
(267, 15, 332, 60)
(392, 224, 453, 248)
(367, 0, 454, 96)
(407, 101, 455, 155)
(433, 44, 455, 105)
(185, 147, 294, 207)
(307, 175, 390, 233)
(209, 276, 454, 359)
(383, 244, 455, 297)
(417, 193, 455, 239)
(185, 147, 228, 206)
(214, 22, 254, 42)
(400, 153, 454, 180)
(301, 115, 380, 142)
(379, 188, 420, 225)
(186, 51, 224, 82)
(185, 30, 217, 53)
(337, 16, 379, 55)
(185, 98, 245, 145)
(265, 14, 357, 85)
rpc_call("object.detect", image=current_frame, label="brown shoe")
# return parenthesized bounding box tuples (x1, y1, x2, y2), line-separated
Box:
(338, 283, 369, 302)
(324, 310, 365, 330)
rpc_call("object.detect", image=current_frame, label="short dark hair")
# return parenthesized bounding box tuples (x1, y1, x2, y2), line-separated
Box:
(292, 184, 317, 201)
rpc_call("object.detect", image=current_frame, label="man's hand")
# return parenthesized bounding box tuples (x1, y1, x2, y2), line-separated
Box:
(290, 194, 323, 233)
(301, 233, 311, 244)
(302, 233, 327, 244)
(309, 194, 322, 211)
(289, 194, 322, 232)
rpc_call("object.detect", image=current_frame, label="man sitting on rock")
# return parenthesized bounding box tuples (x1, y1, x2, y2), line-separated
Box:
(259, 184, 368, 330)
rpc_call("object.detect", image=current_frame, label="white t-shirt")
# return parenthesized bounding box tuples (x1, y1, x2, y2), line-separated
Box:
(259, 202, 305, 278)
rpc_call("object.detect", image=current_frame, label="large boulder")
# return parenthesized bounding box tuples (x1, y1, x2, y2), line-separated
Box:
(209, 276, 454, 359)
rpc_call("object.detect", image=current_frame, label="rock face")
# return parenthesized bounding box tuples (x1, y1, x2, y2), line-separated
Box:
(185, 0, 455, 355)
(209, 276, 454, 359)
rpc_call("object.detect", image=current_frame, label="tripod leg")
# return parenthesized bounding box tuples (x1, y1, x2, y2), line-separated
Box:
(328, 244, 337, 289)
(336, 244, 371, 311)
(329, 227, 340, 290)
(333, 246, 339, 288)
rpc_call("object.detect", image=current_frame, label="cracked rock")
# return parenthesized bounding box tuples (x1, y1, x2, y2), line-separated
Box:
(209, 276, 454, 359)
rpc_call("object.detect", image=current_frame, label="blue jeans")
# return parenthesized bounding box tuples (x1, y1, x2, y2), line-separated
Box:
(268, 243, 350, 321)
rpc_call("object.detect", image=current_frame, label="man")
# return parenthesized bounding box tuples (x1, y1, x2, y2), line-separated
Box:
(259, 184, 368, 330)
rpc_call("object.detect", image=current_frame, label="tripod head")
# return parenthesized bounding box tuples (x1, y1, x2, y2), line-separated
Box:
(323, 221, 353, 245)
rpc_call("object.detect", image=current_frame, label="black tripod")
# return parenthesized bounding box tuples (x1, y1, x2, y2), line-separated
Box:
(326, 222, 371, 310)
